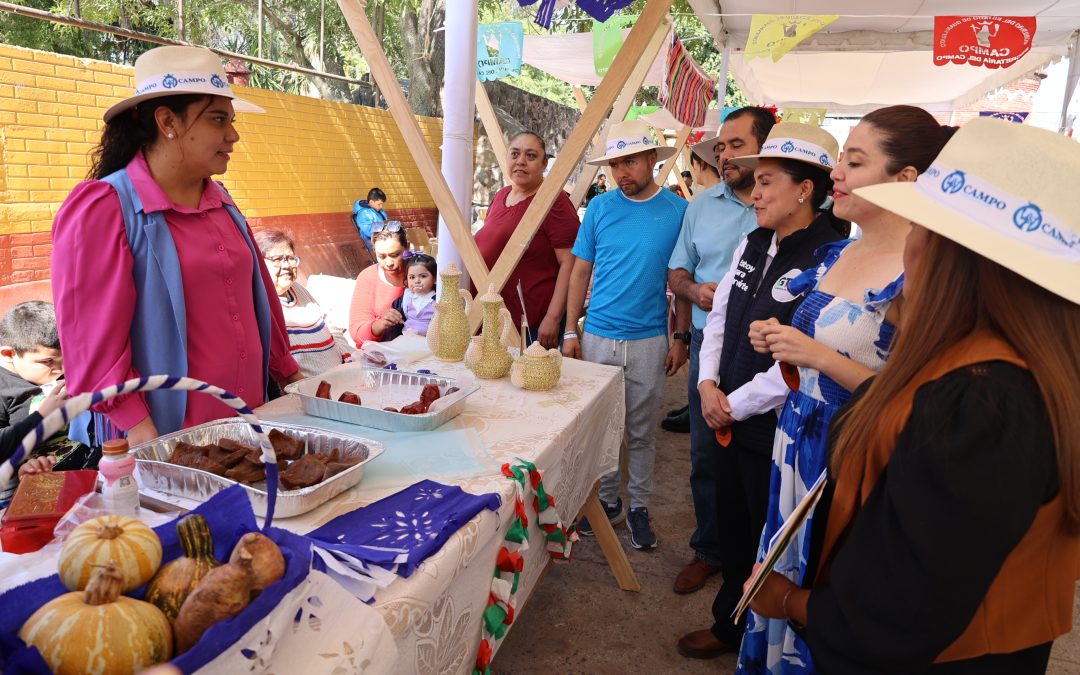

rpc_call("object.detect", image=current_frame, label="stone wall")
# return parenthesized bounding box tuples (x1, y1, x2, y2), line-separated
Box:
(473, 81, 581, 206)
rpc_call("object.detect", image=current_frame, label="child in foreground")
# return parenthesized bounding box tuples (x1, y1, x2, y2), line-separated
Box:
(0, 302, 91, 481)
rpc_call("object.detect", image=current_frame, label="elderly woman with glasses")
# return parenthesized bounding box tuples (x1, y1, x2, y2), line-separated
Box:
(254, 230, 350, 377)
(349, 220, 409, 344)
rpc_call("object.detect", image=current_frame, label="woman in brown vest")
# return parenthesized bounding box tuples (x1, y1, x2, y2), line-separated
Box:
(747, 118, 1080, 673)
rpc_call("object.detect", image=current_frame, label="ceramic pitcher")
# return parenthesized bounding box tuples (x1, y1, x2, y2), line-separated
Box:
(427, 262, 473, 362)
(464, 284, 516, 379)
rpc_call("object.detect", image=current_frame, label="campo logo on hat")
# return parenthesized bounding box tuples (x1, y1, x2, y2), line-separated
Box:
(942, 171, 966, 194)
(103, 45, 265, 122)
(586, 118, 678, 166)
(819, 152, 830, 166)
(781, 141, 795, 153)
(852, 118, 1080, 305)
(1014, 204, 1043, 232)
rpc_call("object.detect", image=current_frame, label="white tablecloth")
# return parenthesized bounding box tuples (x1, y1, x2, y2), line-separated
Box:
(256, 356, 625, 674)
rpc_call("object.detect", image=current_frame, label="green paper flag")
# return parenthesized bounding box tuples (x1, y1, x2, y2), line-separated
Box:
(594, 15, 636, 76)
(626, 105, 660, 121)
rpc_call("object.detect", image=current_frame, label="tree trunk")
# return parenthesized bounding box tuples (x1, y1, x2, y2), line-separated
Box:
(400, 0, 444, 117)
(230, 0, 357, 102)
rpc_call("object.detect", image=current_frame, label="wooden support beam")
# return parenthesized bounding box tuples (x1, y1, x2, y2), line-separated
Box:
(567, 19, 671, 209)
(475, 81, 509, 177)
(572, 85, 588, 112)
(571, 85, 606, 194)
(468, 2, 674, 330)
(338, 0, 489, 292)
(571, 85, 605, 161)
(656, 124, 691, 185)
(579, 483, 641, 591)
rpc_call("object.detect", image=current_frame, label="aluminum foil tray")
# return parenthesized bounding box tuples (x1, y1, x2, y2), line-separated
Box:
(131, 418, 384, 519)
(284, 364, 478, 432)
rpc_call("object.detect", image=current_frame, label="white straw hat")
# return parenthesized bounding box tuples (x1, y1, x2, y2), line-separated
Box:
(855, 117, 1080, 305)
(586, 119, 678, 166)
(729, 122, 838, 172)
(690, 116, 725, 168)
(104, 45, 265, 123)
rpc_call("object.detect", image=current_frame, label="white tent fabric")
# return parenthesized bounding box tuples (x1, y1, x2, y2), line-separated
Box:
(728, 48, 1063, 113)
(638, 106, 720, 132)
(522, 28, 671, 87)
(708, 1, 1080, 114)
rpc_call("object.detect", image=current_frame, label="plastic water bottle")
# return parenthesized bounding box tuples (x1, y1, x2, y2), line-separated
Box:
(99, 439, 140, 517)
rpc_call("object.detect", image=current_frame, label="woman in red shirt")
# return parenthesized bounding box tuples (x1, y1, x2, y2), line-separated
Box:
(348, 223, 408, 343)
(474, 132, 580, 348)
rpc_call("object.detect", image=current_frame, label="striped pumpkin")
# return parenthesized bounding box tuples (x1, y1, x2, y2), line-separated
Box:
(59, 515, 163, 592)
(20, 562, 173, 675)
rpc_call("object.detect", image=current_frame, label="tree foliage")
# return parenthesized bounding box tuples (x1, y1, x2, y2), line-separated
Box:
(0, 0, 746, 113)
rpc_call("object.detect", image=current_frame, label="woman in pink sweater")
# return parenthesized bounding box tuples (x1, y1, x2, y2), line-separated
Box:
(349, 222, 408, 343)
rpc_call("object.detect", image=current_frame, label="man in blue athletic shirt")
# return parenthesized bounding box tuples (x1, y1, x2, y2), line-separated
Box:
(564, 119, 691, 550)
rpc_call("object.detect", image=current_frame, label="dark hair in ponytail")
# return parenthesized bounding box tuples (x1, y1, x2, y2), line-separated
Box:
(860, 105, 950, 175)
(773, 158, 834, 210)
(89, 94, 210, 180)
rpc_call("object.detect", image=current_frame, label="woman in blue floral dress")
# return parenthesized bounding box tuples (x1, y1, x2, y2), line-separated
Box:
(733, 106, 952, 675)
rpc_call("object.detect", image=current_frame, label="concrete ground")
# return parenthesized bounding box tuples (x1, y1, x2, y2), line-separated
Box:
(493, 367, 1080, 674)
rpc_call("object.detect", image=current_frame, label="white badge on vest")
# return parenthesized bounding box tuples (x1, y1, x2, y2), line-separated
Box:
(772, 269, 803, 303)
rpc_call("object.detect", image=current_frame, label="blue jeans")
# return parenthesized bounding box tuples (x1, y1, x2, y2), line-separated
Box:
(688, 326, 723, 565)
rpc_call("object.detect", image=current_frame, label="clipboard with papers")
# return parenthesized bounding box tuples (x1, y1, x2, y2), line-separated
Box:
(732, 470, 828, 623)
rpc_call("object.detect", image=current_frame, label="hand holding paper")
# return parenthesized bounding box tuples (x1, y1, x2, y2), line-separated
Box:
(732, 470, 827, 623)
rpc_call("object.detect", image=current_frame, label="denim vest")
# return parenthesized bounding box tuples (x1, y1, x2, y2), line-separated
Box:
(101, 169, 272, 435)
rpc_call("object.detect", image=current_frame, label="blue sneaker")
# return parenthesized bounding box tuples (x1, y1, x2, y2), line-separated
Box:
(577, 497, 624, 536)
(627, 507, 657, 550)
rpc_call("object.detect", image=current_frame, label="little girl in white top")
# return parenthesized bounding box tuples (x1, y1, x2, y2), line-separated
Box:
(385, 253, 436, 340)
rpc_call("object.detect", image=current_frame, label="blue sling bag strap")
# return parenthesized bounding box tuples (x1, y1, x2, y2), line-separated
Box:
(101, 169, 272, 436)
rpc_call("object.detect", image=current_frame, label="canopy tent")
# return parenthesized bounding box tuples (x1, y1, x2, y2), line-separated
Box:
(523, 28, 671, 87)
(692, 0, 1080, 114)
(638, 106, 721, 132)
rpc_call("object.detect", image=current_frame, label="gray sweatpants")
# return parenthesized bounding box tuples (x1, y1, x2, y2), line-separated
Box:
(582, 331, 669, 510)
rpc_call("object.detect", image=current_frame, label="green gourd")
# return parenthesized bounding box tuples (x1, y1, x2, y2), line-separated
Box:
(145, 514, 222, 622)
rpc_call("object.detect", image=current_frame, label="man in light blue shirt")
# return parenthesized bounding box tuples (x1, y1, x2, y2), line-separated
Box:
(667, 106, 776, 593)
(564, 119, 690, 550)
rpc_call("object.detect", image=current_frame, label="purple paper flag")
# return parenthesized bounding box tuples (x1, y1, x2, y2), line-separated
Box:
(577, 0, 635, 22)
(534, 0, 557, 29)
(306, 479, 501, 578)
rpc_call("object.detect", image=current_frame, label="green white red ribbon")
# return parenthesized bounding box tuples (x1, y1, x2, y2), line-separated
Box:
(472, 458, 579, 675)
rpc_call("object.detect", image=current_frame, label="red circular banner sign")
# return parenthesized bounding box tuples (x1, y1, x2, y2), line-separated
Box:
(934, 16, 1037, 69)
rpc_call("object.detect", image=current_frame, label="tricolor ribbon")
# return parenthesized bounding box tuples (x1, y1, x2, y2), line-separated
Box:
(472, 458, 580, 673)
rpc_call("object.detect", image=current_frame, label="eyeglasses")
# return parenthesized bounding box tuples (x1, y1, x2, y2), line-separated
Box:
(266, 254, 301, 267)
(372, 220, 404, 234)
